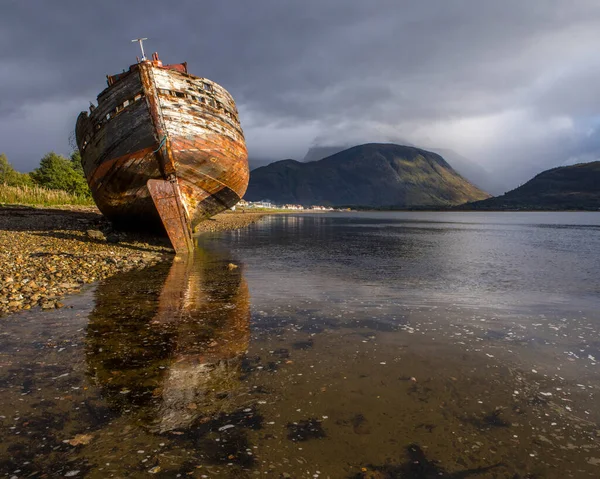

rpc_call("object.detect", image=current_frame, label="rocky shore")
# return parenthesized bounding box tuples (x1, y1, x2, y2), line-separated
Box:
(0, 206, 267, 317)
(193, 210, 268, 234)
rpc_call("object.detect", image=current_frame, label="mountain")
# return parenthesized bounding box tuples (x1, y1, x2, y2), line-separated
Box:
(302, 145, 503, 194)
(248, 158, 276, 171)
(302, 146, 349, 163)
(463, 161, 600, 210)
(429, 148, 507, 195)
(245, 143, 490, 207)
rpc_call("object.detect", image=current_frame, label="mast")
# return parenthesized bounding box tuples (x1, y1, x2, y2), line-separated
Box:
(131, 37, 148, 61)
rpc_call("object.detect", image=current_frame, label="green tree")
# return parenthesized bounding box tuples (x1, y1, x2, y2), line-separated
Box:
(0, 153, 32, 186)
(69, 150, 90, 197)
(70, 150, 84, 175)
(30, 152, 90, 197)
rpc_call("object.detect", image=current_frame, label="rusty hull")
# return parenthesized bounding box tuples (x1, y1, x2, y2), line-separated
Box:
(147, 179, 194, 253)
(75, 57, 249, 247)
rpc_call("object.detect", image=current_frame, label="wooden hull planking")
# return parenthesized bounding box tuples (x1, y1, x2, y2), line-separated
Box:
(75, 58, 249, 239)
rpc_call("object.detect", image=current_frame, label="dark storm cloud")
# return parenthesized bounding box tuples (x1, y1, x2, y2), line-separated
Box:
(1, 0, 600, 188)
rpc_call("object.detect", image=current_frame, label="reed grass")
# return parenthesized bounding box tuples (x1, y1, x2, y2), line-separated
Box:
(0, 183, 95, 206)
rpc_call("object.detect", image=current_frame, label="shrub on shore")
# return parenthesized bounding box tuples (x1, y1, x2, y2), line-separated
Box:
(0, 153, 32, 187)
(0, 150, 93, 206)
(0, 183, 94, 206)
(30, 151, 91, 197)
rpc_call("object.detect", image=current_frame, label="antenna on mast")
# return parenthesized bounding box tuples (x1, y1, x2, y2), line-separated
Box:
(131, 37, 148, 61)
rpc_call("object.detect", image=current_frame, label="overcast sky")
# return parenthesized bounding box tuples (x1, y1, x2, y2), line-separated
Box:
(2, 0, 600, 188)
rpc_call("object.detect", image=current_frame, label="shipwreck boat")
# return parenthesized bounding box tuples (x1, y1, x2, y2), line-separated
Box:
(75, 42, 249, 252)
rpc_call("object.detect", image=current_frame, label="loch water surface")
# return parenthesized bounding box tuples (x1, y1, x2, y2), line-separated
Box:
(1, 212, 599, 478)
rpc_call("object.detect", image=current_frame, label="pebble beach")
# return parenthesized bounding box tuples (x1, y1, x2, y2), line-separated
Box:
(0, 206, 267, 317)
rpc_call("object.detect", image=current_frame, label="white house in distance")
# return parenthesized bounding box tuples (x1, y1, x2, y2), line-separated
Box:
(230, 199, 248, 211)
(231, 199, 335, 211)
(252, 200, 273, 208)
(233, 199, 273, 209)
(311, 205, 334, 211)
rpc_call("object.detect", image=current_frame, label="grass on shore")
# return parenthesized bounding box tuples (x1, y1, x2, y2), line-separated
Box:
(0, 183, 95, 207)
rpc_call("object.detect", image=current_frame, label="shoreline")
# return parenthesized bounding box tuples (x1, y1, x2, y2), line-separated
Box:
(0, 205, 269, 318)
(6, 206, 590, 318)
(193, 210, 269, 234)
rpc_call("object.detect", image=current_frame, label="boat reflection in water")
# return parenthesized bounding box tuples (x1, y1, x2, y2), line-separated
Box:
(85, 248, 250, 432)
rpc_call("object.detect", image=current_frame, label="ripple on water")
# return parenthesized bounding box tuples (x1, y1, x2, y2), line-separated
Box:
(0, 212, 599, 477)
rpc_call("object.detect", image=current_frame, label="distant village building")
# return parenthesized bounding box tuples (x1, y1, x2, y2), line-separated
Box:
(252, 200, 273, 208)
(310, 205, 334, 211)
(233, 199, 335, 211)
(231, 199, 250, 211)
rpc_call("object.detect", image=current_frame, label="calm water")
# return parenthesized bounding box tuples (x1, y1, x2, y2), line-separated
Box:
(1, 212, 599, 478)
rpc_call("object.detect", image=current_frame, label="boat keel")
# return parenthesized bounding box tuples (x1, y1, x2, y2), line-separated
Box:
(147, 178, 194, 254)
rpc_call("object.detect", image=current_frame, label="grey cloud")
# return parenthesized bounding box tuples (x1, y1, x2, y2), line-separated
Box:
(1, 0, 600, 187)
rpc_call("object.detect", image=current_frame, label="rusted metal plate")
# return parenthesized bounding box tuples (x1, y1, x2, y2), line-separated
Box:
(147, 179, 193, 254)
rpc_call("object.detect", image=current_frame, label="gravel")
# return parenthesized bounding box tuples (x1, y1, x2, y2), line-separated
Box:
(0, 206, 268, 317)
(193, 211, 268, 234)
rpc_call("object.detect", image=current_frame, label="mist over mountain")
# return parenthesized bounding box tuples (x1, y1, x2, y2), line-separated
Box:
(302, 146, 349, 163)
(463, 161, 600, 210)
(428, 149, 508, 195)
(249, 147, 353, 172)
(245, 143, 489, 207)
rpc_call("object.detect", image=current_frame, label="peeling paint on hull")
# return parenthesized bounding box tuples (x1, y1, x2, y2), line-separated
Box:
(75, 56, 249, 235)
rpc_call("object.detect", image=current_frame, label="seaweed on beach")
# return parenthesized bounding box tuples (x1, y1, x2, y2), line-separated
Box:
(350, 443, 503, 478)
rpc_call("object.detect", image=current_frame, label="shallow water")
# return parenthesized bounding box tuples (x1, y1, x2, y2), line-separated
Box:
(0, 212, 599, 478)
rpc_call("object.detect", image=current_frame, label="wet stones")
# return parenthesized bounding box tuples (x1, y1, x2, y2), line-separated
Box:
(67, 433, 94, 446)
(193, 211, 268, 234)
(106, 232, 120, 244)
(0, 206, 172, 317)
(86, 229, 106, 241)
(351, 414, 371, 435)
(350, 443, 504, 479)
(482, 408, 512, 428)
(271, 348, 290, 360)
(335, 413, 372, 435)
(286, 418, 326, 441)
(292, 339, 314, 350)
(0, 208, 270, 318)
(41, 301, 60, 310)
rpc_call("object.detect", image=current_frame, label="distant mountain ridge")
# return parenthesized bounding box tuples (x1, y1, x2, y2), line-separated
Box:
(302, 145, 503, 195)
(248, 158, 275, 171)
(302, 146, 349, 163)
(463, 161, 600, 210)
(245, 143, 490, 207)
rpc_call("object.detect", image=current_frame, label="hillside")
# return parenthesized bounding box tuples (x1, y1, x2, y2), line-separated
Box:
(463, 161, 600, 210)
(245, 143, 490, 207)
(301, 145, 502, 194)
(302, 145, 348, 163)
(429, 148, 507, 195)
